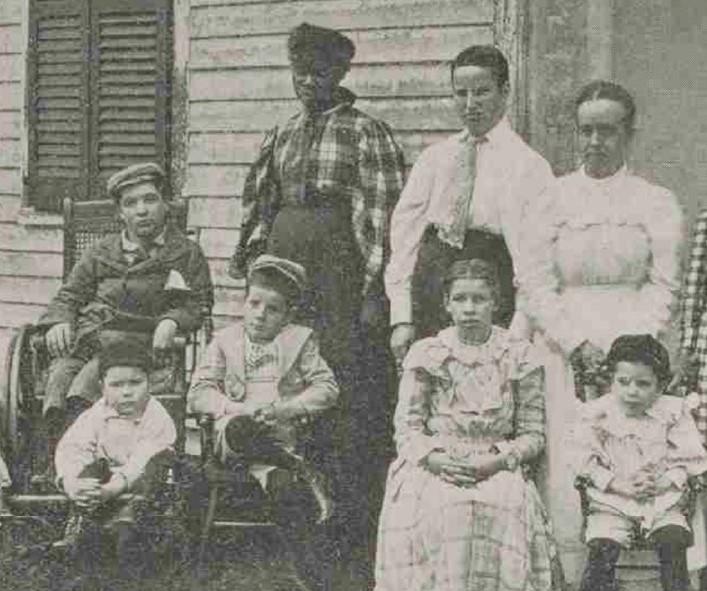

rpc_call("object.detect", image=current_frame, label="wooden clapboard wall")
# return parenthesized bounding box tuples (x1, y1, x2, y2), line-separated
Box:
(0, 0, 63, 359)
(185, 0, 497, 328)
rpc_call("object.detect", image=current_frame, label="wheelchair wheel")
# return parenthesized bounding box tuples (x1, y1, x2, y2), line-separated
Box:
(3, 326, 43, 491)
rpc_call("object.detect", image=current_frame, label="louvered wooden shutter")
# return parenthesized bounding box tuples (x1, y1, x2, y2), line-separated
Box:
(27, 0, 172, 211)
(89, 0, 172, 200)
(27, 0, 91, 212)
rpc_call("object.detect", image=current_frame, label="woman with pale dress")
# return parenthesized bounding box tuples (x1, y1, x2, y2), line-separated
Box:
(375, 259, 557, 591)
(520, 80, 684, 580)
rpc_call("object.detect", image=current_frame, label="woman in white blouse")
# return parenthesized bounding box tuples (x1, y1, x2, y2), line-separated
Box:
(520, 80, 684, 580)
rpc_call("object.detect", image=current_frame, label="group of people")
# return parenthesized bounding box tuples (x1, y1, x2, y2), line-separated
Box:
(1, 19, 707, 591)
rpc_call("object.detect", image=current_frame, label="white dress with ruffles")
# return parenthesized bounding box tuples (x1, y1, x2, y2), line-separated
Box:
(519, 166, 684, 580)
(375, 326, 555, 591)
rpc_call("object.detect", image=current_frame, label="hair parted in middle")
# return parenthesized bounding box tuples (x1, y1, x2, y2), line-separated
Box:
(443, 259, 501, 304)
(574, 80, 637, 132)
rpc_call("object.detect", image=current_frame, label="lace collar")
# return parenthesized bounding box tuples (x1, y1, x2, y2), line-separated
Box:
(431, 326, 511, 367)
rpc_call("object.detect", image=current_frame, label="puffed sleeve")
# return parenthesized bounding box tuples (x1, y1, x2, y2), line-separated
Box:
(634, 187, 684, 339)
(393, 339, 445, 464)
(496, 340, 546, 463)
(664, 398, 707, 487)
(566, 402, 616, 492)
(516, 187, 587, 354)
(353, 119, 405, 297)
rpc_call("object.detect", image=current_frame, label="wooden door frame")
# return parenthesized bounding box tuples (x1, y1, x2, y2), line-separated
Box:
(495, 0, 531, 140)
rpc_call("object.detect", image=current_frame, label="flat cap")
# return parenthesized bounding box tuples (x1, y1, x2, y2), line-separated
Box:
(106, 162, 165, 202)
(248, 254, 307, 305)
(288, 22, 355, 68)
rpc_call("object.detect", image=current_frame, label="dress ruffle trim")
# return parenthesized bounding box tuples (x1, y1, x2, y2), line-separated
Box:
(402, 326, 539, 380)
(546, 168, 675, 232)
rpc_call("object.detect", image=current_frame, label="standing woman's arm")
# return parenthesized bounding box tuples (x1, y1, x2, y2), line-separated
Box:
(680, 209, 707, 359)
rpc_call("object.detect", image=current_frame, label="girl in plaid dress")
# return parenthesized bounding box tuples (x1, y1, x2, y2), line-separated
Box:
(375, 260, 556, 591)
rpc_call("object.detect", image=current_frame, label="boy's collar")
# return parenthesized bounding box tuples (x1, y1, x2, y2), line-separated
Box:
(101, 397, 151, 423)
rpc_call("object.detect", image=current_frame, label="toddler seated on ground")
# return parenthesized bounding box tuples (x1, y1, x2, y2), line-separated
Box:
(55, 335, 176, 582)
(569, 334, 707, 591)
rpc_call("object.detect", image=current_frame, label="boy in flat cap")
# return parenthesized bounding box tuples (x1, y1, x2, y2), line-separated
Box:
(55, 335, 176, 581)
(228, 21, 405, 563)
(36, 162, 213, 481)
(189, 254, 338, 591)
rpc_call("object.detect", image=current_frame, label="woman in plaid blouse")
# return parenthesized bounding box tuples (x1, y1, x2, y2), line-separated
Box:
(228, 22, 406, 562)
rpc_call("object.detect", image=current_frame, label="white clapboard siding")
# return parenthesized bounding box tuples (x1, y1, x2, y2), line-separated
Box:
(188, 130, 450, 165)
(0, 111, 21, 139)
(190, 98, 458, 134)
(0, 301, 46, 330)
(0, 252, 64, 278)
(189, 63, 454, 101)
(0, 138, 21, 167)
(185, 0, 495, 319)
(0, 168, 22, 194)
(0, 196, 22, 222)
(0, 276, 62, 306)
(0, 223, 62, 252)
(190, 0, 493, 37)
(0, 54, 22, 83)
(191, 25, 494, 69)
(0, 82, 22, 111)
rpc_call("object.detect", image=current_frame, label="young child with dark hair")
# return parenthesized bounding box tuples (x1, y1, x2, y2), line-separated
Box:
(570, 334, 707, 591)
(55, 334, 176, 581)
(188, 254, 339, 591)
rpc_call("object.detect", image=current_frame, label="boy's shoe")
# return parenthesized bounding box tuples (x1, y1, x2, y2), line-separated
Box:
(52, 513, 84, 551)
(290, 456, 333, 524)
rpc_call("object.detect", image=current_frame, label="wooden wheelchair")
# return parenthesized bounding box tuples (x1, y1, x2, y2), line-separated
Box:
(0, 197, 212, 573)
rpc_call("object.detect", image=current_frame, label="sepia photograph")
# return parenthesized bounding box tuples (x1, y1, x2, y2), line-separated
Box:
(0, 1, 706, 590)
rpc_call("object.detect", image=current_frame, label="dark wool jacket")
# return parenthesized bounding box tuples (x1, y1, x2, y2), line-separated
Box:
(38, 229, 214, 354)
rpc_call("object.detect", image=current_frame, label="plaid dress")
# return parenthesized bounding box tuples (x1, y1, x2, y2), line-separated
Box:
(680, 208, 707, 444)
(375, 327, 555, 591)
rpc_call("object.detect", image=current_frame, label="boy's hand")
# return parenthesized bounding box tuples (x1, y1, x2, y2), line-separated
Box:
(99, 475, 128, 502)
(252, 406, 277, 427)
(609, 473, 658, 500)
(46, 322, 73, 358)
(648, 473, 679, 496)
(153, 318, 178, 352)
(63, 477, 101, 508)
